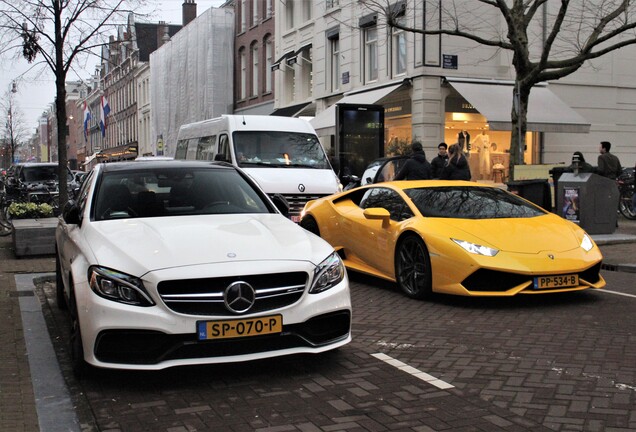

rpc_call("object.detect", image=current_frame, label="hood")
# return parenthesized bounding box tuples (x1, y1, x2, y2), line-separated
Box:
(242, 167, 338, 195)
(435, 214, 583, 253)
(85, 214, 333, 275)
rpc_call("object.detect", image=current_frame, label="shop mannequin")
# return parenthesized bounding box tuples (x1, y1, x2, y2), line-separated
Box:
(457, 130, 471, 157)
(477, 131, 490, 179)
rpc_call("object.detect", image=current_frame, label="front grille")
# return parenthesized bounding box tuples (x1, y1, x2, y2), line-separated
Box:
(157, 272, 308, 316)
(94, 310, 351, 365)
(272, 194, 328, 216)
(462, 263, 603, 293)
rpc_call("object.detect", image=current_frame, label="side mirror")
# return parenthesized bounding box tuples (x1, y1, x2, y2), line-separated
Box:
(62, 200, 81, 225)
(271, 193, 290, 218)
(363, 207, 391, 228)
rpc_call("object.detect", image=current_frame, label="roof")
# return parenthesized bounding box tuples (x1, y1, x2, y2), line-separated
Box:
(134, 22, 183, 62)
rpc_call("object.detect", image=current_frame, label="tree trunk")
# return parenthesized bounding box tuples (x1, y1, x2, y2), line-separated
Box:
(54, 1, 69, 208)
(509, 80, 530, 180)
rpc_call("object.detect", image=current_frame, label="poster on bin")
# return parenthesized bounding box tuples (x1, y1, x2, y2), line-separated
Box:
(562, 187, 580, 223)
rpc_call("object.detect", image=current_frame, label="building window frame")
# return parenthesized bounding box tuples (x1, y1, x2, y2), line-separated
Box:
(251, 43, 259, 97)
(364, 26, 378, 83)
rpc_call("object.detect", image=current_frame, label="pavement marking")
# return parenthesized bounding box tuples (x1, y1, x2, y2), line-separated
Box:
(16, 273, 81, 432)
(371, 353, 455, 389)
(600, 288, 636, 298)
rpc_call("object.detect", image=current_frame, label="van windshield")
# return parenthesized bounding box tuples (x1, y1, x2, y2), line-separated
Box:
(233, 131, 331, 169)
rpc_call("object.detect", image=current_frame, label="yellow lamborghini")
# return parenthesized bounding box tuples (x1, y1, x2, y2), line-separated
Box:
(300, 180, 605, 299)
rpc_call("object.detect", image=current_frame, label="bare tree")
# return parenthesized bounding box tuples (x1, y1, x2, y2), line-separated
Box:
(0, 0, 143, 205)
(1, 85, 28, 165)
(362, 0, 636, 175)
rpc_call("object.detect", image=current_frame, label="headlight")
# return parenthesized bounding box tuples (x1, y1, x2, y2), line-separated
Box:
(580, 234, 594, 252)
(88, 266, 155, 306)
(452, 239, 499, 257)
(309, 252, 346, 294)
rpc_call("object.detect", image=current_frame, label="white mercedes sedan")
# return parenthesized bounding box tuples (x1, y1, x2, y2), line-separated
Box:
(55, 161, 351, 374)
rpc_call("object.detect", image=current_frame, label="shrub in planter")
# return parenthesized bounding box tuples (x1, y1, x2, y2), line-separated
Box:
(8, 202, 54, 219)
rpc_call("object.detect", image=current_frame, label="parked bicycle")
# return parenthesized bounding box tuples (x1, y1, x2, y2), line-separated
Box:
(617, 167, 635, 220)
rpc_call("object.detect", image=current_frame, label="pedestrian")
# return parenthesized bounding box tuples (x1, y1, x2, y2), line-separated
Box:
(430, 142, 448, 179)
(440, 143, 471, 181)
(394, 141, 432, 181)
(596, 141, 622, 179)
(567, 151, 594, 173)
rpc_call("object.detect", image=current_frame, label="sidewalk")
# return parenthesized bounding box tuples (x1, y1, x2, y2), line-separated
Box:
(0, 216, 634, 431)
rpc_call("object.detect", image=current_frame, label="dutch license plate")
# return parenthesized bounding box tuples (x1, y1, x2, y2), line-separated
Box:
(533, 274, 579, 289)
(197, 315, 282, 340)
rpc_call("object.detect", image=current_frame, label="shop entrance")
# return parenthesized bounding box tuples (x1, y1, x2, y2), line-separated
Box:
(445, 95, 536, 182)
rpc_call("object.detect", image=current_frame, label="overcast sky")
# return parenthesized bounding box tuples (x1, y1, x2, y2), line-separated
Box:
(1, 0, 225, 132)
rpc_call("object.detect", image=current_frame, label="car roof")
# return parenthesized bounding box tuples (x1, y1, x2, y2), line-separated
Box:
(98, 160, 235, 173)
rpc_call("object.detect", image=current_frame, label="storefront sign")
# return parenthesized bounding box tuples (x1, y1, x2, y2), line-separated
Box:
(445, 96, 479, 113)
(384, 100, 411, 117)
(443, 54, 458, 69)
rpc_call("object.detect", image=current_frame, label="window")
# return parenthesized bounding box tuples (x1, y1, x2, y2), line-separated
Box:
(239, 48, 247, 100)
(326, 0, 339, 9)
(302, 0, 311, 22)
(364, 27, 378, 82)
(360, 188, 413, 222)
(392, 16, 407, 75)
(300, 47, 313, 98)
(252, 0, 258, 26)
(285, 0, 294, 30)
(251, 43, 259, 96)
(265, 37, 273, 93)
(329, 35, 340, 92)
(240, 0, 247, 32)
(265, 0, 272, 18)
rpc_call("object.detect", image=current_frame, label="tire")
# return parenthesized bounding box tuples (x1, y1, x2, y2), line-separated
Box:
(69, 290, 90, 378)
(55, 252, 67, 310)
(618, 190, 636, 220)
(300, 216, 320, 236)
(395, 234, 433, 299)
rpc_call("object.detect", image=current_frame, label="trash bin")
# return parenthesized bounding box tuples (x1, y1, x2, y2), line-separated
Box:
(506, 179, 552, 210)
(549, 166, 572, 201)
(557, 172, 619, 234)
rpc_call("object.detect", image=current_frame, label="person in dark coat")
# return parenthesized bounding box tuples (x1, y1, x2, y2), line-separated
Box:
(440, 144, 471, 181)
(596, 141, 622, 179)
(394, 141, 432, 180)
(430, 142, 448, 179)
(567, 151, 594, 173)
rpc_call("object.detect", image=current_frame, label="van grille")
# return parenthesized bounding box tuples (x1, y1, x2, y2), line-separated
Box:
(273, 194, 329, 217)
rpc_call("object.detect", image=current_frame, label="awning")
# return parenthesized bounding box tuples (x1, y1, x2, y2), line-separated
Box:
(446, 78, 590, 133)
(271, 51, 295, 71)
(311, 80, 407, 135)
(270, 102, 311, 117)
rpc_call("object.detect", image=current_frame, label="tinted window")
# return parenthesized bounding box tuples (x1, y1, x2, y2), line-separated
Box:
(93, 167, 272, 221)
(405, 186, 545, 219)
(360, 187, 413, 221)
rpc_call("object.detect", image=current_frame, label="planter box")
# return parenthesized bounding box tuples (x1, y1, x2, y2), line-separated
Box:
(11, 218, 58, 257)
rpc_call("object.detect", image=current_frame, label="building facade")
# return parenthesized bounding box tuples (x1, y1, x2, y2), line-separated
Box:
(271, 1, 636, 180)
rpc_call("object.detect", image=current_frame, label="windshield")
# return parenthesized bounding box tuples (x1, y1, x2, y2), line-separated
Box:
(405, 186, 546, 219)
(23, 165, 73, 183)
(93, 167, 272, 221)
(233, 131, 331, 169)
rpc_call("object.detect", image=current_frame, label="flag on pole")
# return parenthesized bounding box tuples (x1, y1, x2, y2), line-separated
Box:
(100, 95, 111, 137)
(83, 102, 91, 140)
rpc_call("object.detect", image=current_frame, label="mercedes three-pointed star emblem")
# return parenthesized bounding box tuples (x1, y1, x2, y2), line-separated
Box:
(224, 281, 256, 313)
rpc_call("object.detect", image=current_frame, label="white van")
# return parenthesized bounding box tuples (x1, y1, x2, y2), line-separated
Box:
(175, 115, 340, 221)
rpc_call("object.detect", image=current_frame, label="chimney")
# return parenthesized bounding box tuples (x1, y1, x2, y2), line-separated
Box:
(183, 0, 197, 27)
(157, 21, 170, 48)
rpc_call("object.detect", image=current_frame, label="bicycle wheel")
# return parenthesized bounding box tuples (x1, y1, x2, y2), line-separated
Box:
(619, 189, 636, 220)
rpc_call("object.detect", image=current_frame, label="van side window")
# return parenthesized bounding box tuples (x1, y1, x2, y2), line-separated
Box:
(175, 140, 189, 159)
(216, 134, 230, 162)
(186, 139, 198, 160)
(196, 136, 216, 161)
